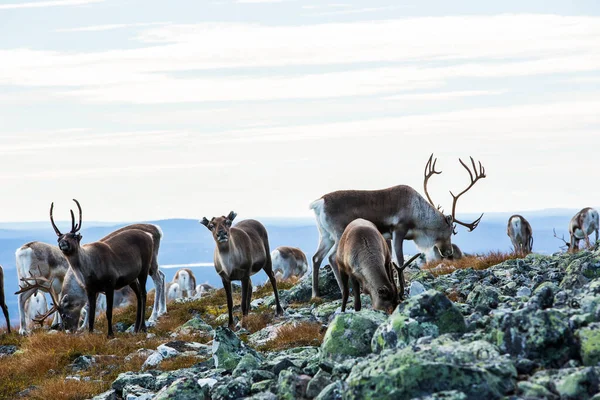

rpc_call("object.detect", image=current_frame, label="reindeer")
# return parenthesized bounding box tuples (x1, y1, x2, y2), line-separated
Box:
(337, 219, 398, 314)
(195, 282, 216, 299)
(166, 282, 181, 304)
(24, 291, 48, 330)
(50, 199, 154, 336)
(200, 211, 283, 328)
(59, 267, 137, 332)
(507, 215, 533, 256)
(569, 207, 599, 251)
(15, 242, 69, 334)
(172, 268, 196, 298)
(0, 266, 10, 333)
(310, 154, 486, 298)
(553, 228, 571, 252)
(271, 246, 309, 281)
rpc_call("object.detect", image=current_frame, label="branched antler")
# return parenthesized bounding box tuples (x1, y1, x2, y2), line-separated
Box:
(553, 228, 571, 251)
(15, 266, 60, 326)
(450, 156, 486, 231)
(423, 153, 443, 210)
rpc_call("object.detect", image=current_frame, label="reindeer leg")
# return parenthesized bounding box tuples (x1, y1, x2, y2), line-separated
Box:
(326, 241, 343, 294)
(138, 274, 148, 333)
(105, 288, 115, 337)
(392, 231, 406, 300)
(246, 279, 253, 314)
(340, 270, 349, 312)
(264, 259, 284, 317)
(18, 289, 34, 335)
(148, 270, 163, 322)
(312, 235, 334, 299)
(87, 291, 97, 334)
(1, 300, 10, 333)
(351, 278, 361, 312)
(129, 280, 142, 332)
(222, 278, 234, 328)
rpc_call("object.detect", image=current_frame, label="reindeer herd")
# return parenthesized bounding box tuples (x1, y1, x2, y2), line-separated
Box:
(0, 154, 598, 335)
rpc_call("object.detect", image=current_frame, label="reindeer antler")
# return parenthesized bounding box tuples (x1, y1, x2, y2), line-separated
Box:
(70, 199, 82, 233)
(15, 266, 60, 326)
(553, 228, 570, 250)
(49, 202, 62, 236)
(450, 156, 486, 232)
(423, 153, 443, 210)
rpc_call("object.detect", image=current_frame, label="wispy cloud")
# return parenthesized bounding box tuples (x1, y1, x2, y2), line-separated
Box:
(55, 22, 170, 33)
(385, 90, 508, 101)
(306, 5, 410, 16)
(0, 0, 103, 10)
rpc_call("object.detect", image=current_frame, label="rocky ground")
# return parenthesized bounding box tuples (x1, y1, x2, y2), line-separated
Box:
(86, 246, 600, 400)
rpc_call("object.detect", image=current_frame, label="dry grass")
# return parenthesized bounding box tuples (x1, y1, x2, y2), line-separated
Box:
(243, 312, 275, 333)
(28, 378, 106, 400)
(421, 251, 519, 277)
(159, 355, 204, 371)
(258, 321, 324, 352)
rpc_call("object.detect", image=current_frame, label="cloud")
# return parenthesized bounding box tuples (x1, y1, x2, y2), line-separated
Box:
(0, 0, 103, 10)
(385, 90, 508, 101)
(306, 5, 410, 16)
(55, 22, 170, 33)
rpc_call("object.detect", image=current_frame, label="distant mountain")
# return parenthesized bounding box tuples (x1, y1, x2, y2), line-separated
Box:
(0, 210, 590, 326)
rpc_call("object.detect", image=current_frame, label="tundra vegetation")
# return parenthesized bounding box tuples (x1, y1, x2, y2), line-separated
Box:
(1, 243, 600, 400)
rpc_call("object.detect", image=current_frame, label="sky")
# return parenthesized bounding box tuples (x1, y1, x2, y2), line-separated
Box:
(1, 0, 599, 222)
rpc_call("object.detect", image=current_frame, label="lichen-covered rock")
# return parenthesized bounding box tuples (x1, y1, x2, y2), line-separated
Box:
(372, 290, 466, 352)
(466, 286, 500, 309)
(212, 327, 262, 371)
(523, 367, 600, 400)
(315, 381, 345, 400)
(211, 376, 251, 400)
(488, 307, 576, 367)
(320, 310, 387, 362)
(112, 372, 156, 394)
(122, 384, 155, 400)
(154, 377, 209, 400)
(277, 370, 311, 400)
(287, 265, 341, 303)
(177, 316, 215, 335)
(578, 324, 600, 366)
(232, 353, 261, 377)
(413, 391, 468, 400)
(306, 369, 333, 399)
(345, 339, 516, 400)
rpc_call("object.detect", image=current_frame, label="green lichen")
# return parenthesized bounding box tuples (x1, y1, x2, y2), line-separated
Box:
(578, 325, 600, 366)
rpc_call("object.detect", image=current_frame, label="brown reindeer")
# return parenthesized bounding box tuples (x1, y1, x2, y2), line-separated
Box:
(337, 219, 398, 314)
(271, 246, 309, 281)
(50, 200, 154, 337)
(0, 266, 10, 333)
(569, 207, 599, 251)
(507, 215, 533, 256)
(201, 211, 283, 328)
(310, 154, 486, 298)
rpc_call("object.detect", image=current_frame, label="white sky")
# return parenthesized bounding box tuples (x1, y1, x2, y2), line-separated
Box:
(0, 0, 599, 222)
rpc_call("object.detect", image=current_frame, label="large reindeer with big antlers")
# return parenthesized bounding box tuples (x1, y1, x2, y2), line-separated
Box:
(507, 215, 533, 256)
(310, 154, 486, 298)
(569, 207, 599, 251)
(201, 211, 284, 328)
(15, 242, 70, 334)
(49, 199, 155, 337)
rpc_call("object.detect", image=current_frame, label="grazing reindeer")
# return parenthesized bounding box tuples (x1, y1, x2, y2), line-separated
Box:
(201, 211, 283, 328)
(172, 268, 197, 298)
(166, 282, 181, 304)
(507, 215, 533, 256)
(15, 242, 69, 334)
(569, 207, 599, 251)
(50, 199, 154, 337)
(24, 291, 48, 330)
(310, 154, 486, 298)
(553, 228, 571, 252)
(0, 266, 10, 333)
(195, 282, 216, 299)
(59, 268, 137, 332)
(271, 246, 309, 281)
(337, 219, 398, 314)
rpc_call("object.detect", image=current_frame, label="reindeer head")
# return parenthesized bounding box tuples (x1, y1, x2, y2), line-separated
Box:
(58, 293, 85, 332)
(50, 199, 83, 255)
(373, 286, 399, 314)
(200, 211, 237, 244)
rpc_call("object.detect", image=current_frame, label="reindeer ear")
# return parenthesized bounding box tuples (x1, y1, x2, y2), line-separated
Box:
(200, 217, 210, 227)
(227, 211, 237, 221)
(445, 215, 453, 224)
(377, 286, 390, 296)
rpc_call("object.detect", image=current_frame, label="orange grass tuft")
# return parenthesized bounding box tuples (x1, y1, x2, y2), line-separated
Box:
(258, 321, 324, 351)
(422, 251, 519, 276)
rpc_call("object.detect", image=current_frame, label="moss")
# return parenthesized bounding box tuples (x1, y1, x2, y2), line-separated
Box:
(321, 311, 386, 362)
(578, 326, 600, 366)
